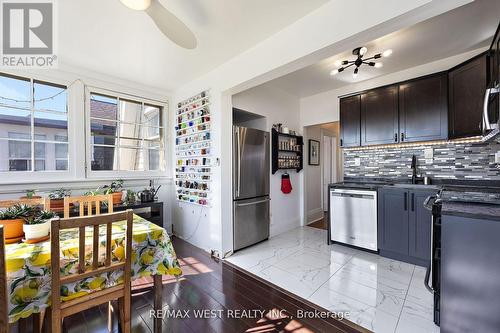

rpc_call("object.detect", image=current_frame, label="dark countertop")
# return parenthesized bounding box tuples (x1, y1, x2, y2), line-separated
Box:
(442, 201, 500, 221)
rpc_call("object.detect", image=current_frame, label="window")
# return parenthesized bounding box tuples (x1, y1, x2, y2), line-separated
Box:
(0, 73, 68, 172)
(88, 91, 164, 173)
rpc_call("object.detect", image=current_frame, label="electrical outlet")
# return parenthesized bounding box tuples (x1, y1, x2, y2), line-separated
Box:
(495, 151, 500, 164)
(354, 158, 361, 166)
(424, 147, 434, 160)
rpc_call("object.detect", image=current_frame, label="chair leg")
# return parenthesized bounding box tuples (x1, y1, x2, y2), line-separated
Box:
(48, 307, 59, 333)
(32, 312, 42, 333)
(118, 296, 130, 333)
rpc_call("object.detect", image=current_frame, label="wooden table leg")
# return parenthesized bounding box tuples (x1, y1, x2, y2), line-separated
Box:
(153, 274, 163, 333)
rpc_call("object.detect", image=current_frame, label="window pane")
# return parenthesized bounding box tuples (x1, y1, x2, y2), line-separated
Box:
(34, 159, 45, 171)
(0, 74, 30, 109)
(9, 138, 31, 158)
(143, 140, 161, 150)
(120, 138, 142, 148)
(34, 111, 68, 140)
(144, 105, 161, 127)
(55, 142, 68, 159)
(90, 94, 117, 120)
(91, 145, 116, 170)
(0, 108, 31, 139)
(35, 141, 45, 159)
(120, 99, 142, 124)
(56, 160, 68, 170)
(119, 147, 144, 171)
(8, 160, 30, 171)
(4, 139, 31, 171)
(143, 125, 161, 139)
(120, 122, 141, 140)
(148, 149, 160, 171)
(91, 118, 117, 138)
(34, 81, 67, 112)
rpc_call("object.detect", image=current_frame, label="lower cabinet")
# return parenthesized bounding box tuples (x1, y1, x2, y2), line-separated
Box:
(378, 187, 436, 266)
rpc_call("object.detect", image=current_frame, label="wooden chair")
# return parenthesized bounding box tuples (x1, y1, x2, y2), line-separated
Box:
(63, 194, 114, 218)
(0, 226, 8, 333)
(49, 210, 133, 333)
(0, 197, 50, 209)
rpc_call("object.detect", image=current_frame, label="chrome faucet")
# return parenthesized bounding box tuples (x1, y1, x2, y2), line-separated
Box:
(411, 155, 417, 184)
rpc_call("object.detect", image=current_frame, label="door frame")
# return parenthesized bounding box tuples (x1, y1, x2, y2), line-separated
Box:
(320, 128, 338, 212)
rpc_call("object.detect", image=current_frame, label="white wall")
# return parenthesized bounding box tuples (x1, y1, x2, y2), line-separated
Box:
(233, 85, 302, 236)
(304, 125, 323, 223)
(299, 47, 486, 127)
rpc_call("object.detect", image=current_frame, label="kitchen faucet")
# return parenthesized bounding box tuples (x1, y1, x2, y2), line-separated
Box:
(411, 155, 417, 184)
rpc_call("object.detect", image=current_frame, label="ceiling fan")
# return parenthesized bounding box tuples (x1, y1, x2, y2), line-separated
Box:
(119, 0, 197, 49)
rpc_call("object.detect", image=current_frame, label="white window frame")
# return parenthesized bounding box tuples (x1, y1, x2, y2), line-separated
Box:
(0, 72, 71, 181)
(85, 86, 168, 179)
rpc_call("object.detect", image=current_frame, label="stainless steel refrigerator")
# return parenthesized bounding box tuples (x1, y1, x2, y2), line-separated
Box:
(233, 126, 270, 251)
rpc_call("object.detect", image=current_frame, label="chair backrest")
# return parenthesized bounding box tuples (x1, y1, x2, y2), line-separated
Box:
(63, 194, 113, 218)
(0, 226, 8, 333)
(0, 197, 50, 209)
(50, 210, 133, 315)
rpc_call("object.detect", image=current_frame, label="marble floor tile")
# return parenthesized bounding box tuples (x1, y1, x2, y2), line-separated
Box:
(225, 226, 437, 333)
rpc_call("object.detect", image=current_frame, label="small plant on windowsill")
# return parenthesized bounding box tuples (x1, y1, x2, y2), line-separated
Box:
(48, 188, 72, 212)
(20, 189, 41, 199)
(23, 209, 57, 241)
(102, 179, 124, 205)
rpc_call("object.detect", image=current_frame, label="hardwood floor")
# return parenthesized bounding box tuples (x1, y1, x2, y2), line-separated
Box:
(308, 216, 328, 230)
(12, 236, 367, 333)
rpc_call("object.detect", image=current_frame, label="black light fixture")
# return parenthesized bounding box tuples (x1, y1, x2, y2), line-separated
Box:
(330, 47, 392, 78)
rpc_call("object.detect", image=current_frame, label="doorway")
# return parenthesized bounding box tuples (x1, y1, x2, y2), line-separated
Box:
(304, 122, 340, 230)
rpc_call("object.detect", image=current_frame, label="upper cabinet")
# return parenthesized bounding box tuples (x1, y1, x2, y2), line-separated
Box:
(339, 95, 361, 147)
(448, 53, 488, 138)
(361, 85, 399, 145)
(399, 73, 448, 142)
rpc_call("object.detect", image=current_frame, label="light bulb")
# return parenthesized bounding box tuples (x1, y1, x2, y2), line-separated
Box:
(334, 60, 342, 67)
(382, 49, 393, 57)
(374, 62, 383, 68)
(352, 72, 358, 79)
(359, 47, 368, 56)
(120, 0, 151, 10)
(330, 69, 339, 76)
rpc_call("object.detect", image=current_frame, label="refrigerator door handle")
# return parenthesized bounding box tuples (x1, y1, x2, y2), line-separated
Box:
(236, 128, 241, 198)
(235, 198, 271, 207)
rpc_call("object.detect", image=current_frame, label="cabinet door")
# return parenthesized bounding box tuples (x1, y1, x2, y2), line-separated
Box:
(408, 190, 435, 262)
(449, 54, 487, 138)
(378, 188, 409, 255)
(339, 95, 361, 147)
(399, 73, 448, 142)
(361, 85, 399, 146)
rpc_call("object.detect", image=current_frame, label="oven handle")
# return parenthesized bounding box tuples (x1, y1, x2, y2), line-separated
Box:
(424, 261, 433, 293)
(425, 211, 436, 293)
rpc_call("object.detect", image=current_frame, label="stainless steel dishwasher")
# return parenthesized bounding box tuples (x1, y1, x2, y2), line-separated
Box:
(330, 188, 378, 251)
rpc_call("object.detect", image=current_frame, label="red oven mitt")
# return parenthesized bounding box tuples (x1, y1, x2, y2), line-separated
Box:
(281, 173, 292, 194)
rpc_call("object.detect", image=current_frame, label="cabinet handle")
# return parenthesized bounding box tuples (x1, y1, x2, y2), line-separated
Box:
(401, 133, 405, 142)
(404, 192, 408, 211)
(340, 138, 343, 146)
(411, 193, 415, 212)
(394, 133, 398, 142)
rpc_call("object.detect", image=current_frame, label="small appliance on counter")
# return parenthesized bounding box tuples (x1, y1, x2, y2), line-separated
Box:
(139, 182, 161, 203)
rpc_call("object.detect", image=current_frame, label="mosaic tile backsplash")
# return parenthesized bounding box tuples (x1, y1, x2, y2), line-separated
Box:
(344, 141, 500, 180)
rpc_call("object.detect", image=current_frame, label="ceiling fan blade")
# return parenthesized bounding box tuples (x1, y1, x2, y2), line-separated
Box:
(145, 0, 197, 49)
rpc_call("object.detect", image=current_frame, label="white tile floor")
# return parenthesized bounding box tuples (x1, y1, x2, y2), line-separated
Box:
(225, 226, 439, 333)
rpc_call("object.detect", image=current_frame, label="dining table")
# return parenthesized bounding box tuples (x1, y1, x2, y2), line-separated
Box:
(4, 214, 181, 333)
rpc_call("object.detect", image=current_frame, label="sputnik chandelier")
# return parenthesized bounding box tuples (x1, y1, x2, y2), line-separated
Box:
(330, 46, 393, 78)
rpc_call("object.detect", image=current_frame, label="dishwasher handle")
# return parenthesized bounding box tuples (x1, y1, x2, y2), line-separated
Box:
(331, 192, 375, 199)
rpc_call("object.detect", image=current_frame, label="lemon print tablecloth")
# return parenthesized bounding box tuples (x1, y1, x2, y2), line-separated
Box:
(4, 214, 182, 323)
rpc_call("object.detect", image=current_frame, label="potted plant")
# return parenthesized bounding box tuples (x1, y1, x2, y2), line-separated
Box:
(22, 209, 57, 240)
(48, 188, 72, 211)
(0, 204, 34, 241)
(102, 179, 124, 205)
(20, 189, 41, 199)
(124, 190, 137, 205)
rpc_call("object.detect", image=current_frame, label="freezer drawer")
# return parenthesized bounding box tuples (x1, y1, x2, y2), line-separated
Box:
(330, 189, 378, 251)
(233, 197, 270, 251)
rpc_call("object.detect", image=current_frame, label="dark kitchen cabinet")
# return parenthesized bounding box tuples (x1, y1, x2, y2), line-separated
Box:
(339, 95, 361, 147)
(399, 73, 448, 142)
(448, 53, 488, 138)
(378, 188, 409, 255)
(361, 85, 399, 145)
(378, 187, 436, 266)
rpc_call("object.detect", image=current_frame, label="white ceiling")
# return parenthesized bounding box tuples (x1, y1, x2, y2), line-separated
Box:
(58, 0, 329, 91)
(268, 0, 500, 98)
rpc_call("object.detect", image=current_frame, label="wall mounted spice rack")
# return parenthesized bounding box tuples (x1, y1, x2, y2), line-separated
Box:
(271, 128, 303, 174)
(175, 90, 211, 206)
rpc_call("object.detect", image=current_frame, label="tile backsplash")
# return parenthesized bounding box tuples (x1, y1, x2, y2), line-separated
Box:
(344, 140, 500, 180)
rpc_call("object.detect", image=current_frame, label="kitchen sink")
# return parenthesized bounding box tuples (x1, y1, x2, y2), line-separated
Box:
(390, 183, 440, 189)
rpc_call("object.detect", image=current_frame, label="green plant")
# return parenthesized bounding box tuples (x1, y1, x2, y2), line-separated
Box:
(23, 210, 57, 225)
(25, 189, 36, 198)
(125, 190, 136, 203)
(0, 204, 37, 220)
(102, 179, 124, 194)
(49, 188, 72, 200)
(84, 187, 102, 196)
